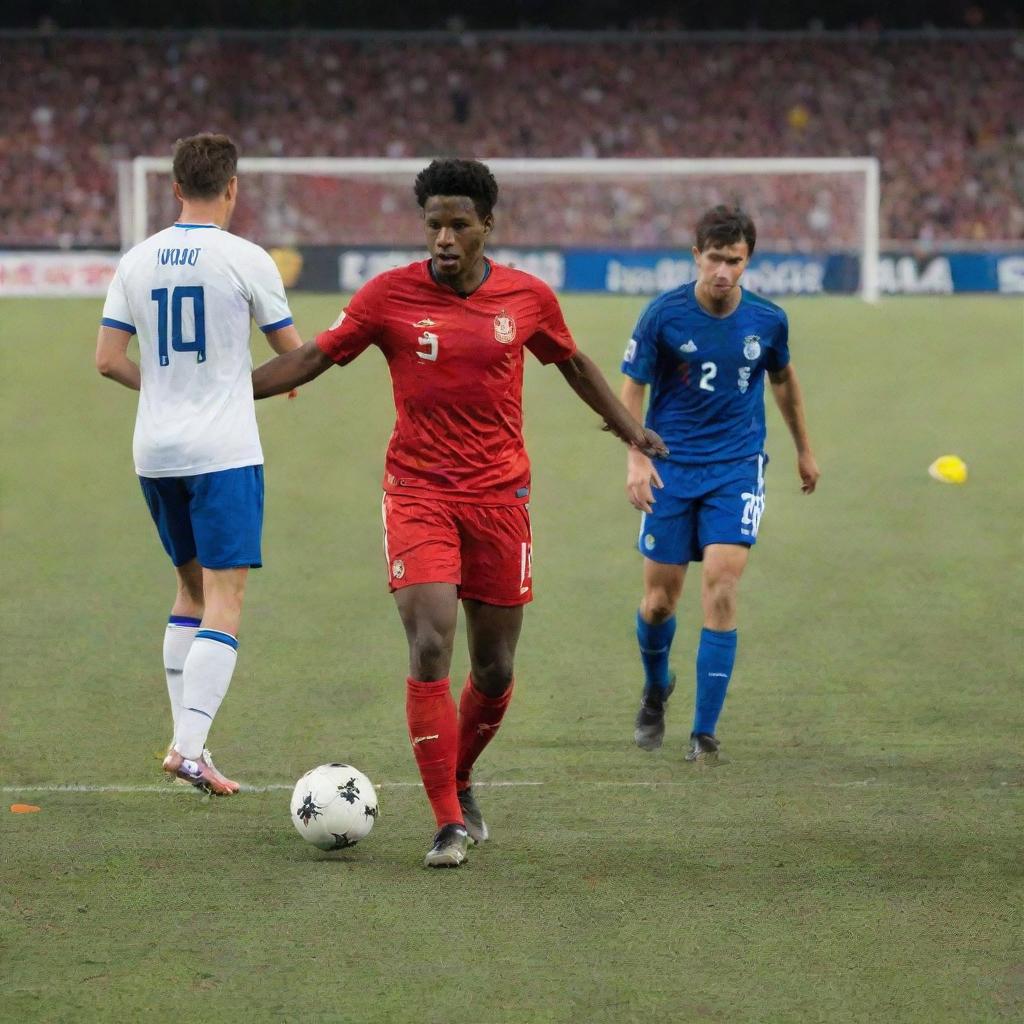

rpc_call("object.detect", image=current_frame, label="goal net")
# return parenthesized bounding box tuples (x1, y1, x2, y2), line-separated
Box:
(120, 157, 880, 300)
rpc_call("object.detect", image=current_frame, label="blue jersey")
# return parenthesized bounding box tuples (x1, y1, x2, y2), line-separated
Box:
(621, 282, 789, 465)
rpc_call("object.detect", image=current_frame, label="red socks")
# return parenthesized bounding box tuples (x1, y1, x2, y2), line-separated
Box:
(406, 675, 515, 827)
(456, 675, 514, 791)
(406, 677, 462, 829)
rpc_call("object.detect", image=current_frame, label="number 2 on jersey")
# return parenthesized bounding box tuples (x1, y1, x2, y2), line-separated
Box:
(699, 361, 717, 391)
(151, 286, 206, 366)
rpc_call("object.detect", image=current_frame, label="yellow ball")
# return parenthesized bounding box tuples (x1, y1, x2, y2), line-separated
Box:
(928, 455, 968, 484)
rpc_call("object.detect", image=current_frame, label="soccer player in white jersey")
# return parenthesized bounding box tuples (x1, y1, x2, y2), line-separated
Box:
(96, 134, 302, 794)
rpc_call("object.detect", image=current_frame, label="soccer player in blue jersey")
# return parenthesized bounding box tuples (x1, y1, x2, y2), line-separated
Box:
(621, 205, 820, 763)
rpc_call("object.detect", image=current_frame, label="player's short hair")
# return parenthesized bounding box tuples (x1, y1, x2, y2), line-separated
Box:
(695, 205, 757, 256)
(172, 133, 238, 200)
(414, 159, 499, 219)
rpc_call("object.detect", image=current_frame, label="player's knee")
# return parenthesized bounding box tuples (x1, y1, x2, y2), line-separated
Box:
(704, 574, 739, 618)
(207, 588, 244, 620)
(409, 630, 453, 679)
(471, 656, 514, 697)
(642, 589, 677, 623)
(176, 565, 204, 606)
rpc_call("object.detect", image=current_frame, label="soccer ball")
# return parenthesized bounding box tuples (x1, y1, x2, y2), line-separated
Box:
(289, 763, 379, 851)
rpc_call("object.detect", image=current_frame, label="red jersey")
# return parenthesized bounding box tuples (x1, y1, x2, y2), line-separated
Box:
(316, 260, 577, 504)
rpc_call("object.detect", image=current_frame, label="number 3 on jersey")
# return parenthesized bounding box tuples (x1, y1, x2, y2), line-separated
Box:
(152, 286, 206, 366)
(416, 330, 439, 362)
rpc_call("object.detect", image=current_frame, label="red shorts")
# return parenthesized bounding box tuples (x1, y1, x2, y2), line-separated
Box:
(381, 494, 533, 606)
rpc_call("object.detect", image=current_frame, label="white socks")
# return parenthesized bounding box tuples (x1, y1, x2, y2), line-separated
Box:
(173, 630, 239, 760)
(163, 617, 200, 735)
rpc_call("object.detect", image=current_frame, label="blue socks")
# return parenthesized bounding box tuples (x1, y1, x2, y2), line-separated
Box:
(636, 612, 676, 697)
(636, 615, 739, 735)
(693, 628, 738, 736)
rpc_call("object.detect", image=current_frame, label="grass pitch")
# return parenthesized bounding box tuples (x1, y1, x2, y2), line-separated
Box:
(1, 294, 1022, 1023)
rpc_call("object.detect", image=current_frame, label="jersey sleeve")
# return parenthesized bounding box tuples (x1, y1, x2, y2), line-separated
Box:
(315, 273, 388, 365)
(100, 265, 136, 334)
(523, 280, 577, 365)
(248, 248, 294, 333)
(764, 309, 791, 372)
(620, 299, 660, 383)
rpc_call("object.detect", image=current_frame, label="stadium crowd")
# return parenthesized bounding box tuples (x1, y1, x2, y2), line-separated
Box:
(1, 33, 1021, 248)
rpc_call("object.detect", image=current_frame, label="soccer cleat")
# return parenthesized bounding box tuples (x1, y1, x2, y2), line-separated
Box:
(162, 748, 240, 796)
(633, 674, 675, 751)
(684, 732, 722, 767)
(423, 823, 469, 868)
(457, 786, 489, 844)
(165, 747, 235, 788)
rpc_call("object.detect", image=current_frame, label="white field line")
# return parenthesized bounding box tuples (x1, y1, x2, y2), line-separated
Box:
(2, 782, 535, 794)
(1, 779, 877, 795)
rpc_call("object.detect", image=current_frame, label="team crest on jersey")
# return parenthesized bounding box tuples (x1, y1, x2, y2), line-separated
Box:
(391, 558, 405, 580)
(493, 311, 516, 344)
(743, 335, 761, 360)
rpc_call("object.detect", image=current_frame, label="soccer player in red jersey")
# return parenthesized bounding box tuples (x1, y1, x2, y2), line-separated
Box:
(252, 159, 665, 867)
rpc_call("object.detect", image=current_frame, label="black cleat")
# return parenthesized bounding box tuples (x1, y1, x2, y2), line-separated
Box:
(684, 732, 722, 766)
(423, 823, 469, 868)
(457, 787, 489, 844)
(633, 675, 675, 751)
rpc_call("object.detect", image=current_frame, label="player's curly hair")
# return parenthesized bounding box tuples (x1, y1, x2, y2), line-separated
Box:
(696, 205, 757, 256)
(414, 159, 499, 219)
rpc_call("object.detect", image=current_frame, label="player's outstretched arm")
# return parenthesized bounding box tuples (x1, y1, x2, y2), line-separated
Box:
(252, 340, 334, 399)
(555, 351, 668, 458)
(768, 364, 820, 494)
(95, 325, 140, 391)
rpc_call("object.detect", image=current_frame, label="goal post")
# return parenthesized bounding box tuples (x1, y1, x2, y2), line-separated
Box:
(123, 156, 881, 301)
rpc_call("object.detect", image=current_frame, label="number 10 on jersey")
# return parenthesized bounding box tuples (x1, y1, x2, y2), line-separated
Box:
(151, 286, 206, 366)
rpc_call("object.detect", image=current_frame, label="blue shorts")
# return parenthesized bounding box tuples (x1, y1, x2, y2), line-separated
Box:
(139, 466, 264, 570)
(637, 453, 767, 565)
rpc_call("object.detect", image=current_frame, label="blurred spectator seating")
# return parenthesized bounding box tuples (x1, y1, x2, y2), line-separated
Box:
(1, 33, 1020, 247)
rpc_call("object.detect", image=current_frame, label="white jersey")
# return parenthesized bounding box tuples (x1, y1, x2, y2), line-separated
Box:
(101, 223, 293, 477)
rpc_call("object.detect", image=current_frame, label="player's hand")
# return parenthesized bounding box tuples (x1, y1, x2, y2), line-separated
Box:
(798, 451, 820, 493)
(626, 448, 664, 513)
(631, 427, 668, 459)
